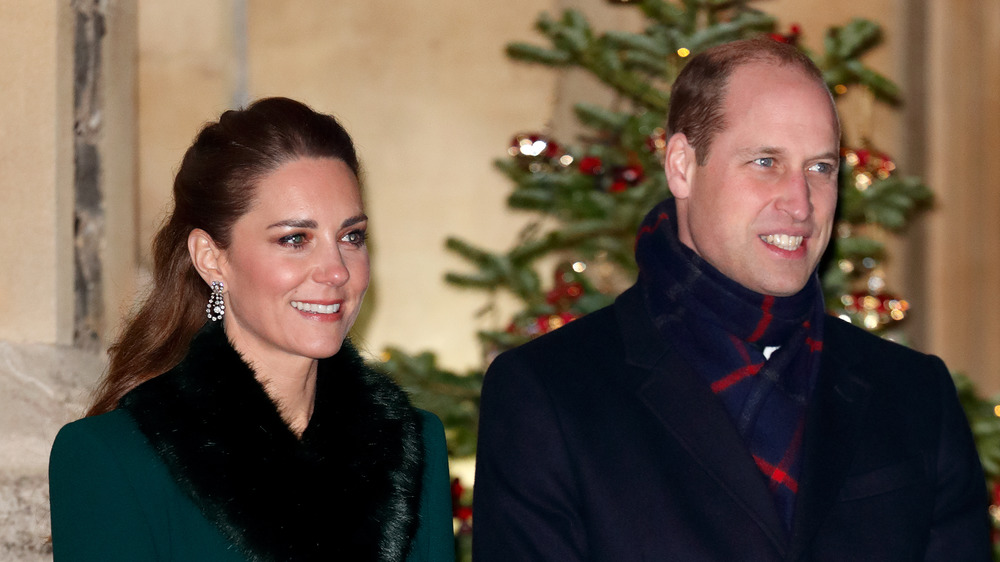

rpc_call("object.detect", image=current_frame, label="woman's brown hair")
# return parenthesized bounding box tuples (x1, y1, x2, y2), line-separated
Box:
(86, 97, 361, 416)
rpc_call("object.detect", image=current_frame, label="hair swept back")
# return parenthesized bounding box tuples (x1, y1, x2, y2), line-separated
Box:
(86, 97, 361, 417)
(667, 36, 835, 166)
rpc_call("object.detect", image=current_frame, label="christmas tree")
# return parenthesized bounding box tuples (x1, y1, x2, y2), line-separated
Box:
(378, 0, 1000, 553)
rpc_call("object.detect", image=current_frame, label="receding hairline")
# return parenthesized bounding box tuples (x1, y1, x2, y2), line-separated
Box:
(666, 37, 841, 167)
(723, 58, 841, 134)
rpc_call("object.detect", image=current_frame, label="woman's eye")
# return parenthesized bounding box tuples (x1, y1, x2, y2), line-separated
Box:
(752, 157, 774, 168)
(342, 230, 367, 246)
(279, 233, 307, 247)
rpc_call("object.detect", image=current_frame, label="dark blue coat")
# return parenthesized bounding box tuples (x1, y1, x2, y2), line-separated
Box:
(473, 285, 991, 561)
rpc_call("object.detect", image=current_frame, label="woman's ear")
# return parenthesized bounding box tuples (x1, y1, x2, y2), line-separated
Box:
(664, 132, 696, 200)
(188, 228, 225, 284)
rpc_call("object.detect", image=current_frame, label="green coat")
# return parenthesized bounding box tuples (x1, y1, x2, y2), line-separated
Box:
(49, 323, 455, 561)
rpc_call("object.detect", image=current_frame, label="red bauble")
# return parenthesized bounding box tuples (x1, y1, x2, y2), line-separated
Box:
(768, 24, 801, 45)
(855, 148, 871, 167)
(614, 164, 644, 184)
(546, 281, 584, 304)
(544, 140, 563, 158)
(579, 156, 604, 175)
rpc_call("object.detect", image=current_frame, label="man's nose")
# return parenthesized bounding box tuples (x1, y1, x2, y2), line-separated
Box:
(776, 172, 811, 222)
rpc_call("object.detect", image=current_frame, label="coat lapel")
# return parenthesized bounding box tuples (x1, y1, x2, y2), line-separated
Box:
(615, 287, 789, 553)
(787, 317, 872, 560)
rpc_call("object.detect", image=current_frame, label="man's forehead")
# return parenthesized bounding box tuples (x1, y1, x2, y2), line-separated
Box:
(720, 63, 839, 133)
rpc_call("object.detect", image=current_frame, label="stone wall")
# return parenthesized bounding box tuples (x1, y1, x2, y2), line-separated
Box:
(0, 342, 103, 561)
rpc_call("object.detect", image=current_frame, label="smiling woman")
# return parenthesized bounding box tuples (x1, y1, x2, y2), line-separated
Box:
(47, 98, 454, 561)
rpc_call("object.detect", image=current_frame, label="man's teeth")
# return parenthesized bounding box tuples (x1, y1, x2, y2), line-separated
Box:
(291, 301, 340, 314)
(760, 234, 803, 251)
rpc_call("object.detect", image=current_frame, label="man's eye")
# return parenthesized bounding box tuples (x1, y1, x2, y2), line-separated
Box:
(753, 157, 774, 167)
(808, 162, 836, 174)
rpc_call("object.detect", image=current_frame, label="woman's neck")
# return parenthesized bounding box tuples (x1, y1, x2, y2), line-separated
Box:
(222, 324, 320, 437)
(257, 360, 318, 438)
(238, 349, 318, 438)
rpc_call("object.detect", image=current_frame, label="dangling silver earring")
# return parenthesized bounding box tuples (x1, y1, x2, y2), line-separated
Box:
(206, 281, 225, 321)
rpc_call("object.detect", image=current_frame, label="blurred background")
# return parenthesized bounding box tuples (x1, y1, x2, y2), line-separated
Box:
(1, 0, 997, 559)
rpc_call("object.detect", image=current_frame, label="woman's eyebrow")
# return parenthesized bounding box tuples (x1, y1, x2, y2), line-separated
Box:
(267, 218, 317, 229)
(342, 214, 368, 228)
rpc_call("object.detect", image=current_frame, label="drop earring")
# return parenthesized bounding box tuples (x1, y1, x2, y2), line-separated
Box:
(206, 281, 225, 321)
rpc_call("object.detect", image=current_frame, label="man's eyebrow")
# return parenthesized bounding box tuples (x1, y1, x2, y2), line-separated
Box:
(738, 146, 839, 160)
(737, 146, 784, 157)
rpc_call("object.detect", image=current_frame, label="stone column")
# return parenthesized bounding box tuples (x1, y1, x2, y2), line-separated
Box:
(0, 0, 137, 559)
(0, 1, 76, 346)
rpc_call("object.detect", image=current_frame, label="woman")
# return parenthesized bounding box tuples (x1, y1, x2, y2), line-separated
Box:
(49, 97, 454, 561)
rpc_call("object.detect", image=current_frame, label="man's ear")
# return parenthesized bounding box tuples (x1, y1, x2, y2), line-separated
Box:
(664, 132, 696, 199)
(188, 228, 225, 284)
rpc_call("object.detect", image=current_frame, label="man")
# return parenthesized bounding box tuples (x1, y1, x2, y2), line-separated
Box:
(473, 37, 990, 560)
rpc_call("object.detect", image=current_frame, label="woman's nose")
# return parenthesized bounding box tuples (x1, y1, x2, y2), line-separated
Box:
(312, 245, 350, 286)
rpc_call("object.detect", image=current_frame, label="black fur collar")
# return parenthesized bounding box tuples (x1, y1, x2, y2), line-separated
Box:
(120, 321, 424, 561)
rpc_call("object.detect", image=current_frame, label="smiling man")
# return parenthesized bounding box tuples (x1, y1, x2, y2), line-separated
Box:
(473, 38, 991, 561)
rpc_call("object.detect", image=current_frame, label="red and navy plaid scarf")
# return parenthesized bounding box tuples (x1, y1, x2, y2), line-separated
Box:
(635, 198, 824, 530)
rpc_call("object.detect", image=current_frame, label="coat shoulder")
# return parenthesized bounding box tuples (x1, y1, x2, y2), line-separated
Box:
(822, 315, 951, 386)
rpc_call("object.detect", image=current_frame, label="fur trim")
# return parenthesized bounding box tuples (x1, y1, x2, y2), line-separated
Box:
(119, 321, 424, 561)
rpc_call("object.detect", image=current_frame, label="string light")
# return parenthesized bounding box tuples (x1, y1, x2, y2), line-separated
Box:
(677, 47, 690, 57)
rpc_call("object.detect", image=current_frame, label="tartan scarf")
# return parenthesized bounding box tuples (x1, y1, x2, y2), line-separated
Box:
(634, 198, 825, 530)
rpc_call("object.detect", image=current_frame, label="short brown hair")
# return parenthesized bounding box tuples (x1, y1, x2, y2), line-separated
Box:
(668, 37, 834, 165)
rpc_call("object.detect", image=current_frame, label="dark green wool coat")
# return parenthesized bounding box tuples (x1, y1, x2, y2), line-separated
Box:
(49, 322, 454, 561)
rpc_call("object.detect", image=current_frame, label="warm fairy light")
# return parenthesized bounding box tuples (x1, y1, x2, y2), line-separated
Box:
(518, 138, 548, 157)
(559, 154, 574, 166)
(834, 84, 848, 95)
(572, 261, 587, 273)
(677, 47, 691, 57)
(994, 404, 1000, 418)
(855, 171, 873, 191)
(548, 316, 566, 331)
(863, 313, 879, 330)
